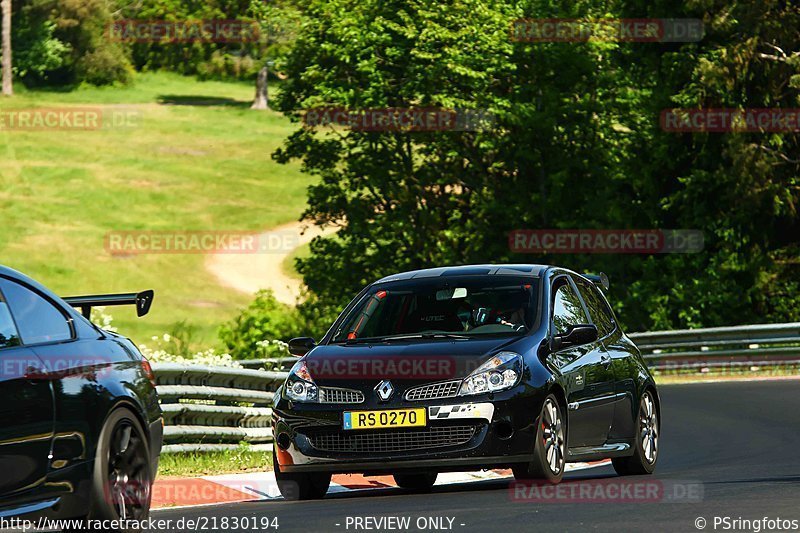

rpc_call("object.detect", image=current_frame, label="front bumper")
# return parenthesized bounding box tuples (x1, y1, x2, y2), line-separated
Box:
(273, 389, 546, 474)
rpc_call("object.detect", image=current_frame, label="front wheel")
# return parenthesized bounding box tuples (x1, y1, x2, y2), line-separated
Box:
(612, 389, 659, 476)
(273, 449, 331, 500)
(393, 472, 437, 492)
(513, 395, 565, 484)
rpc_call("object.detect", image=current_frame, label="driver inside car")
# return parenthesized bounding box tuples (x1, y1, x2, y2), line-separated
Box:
(472, 292, 528, 331)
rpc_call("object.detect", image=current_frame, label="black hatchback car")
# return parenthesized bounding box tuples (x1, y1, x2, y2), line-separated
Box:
(273, 264, 660, 499)
(0, 265, 162, 529)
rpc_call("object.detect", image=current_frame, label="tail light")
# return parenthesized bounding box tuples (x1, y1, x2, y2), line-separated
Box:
(141, 358, 157, 388)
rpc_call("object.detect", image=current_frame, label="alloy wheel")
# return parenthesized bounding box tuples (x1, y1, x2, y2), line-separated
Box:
(107, 419, 151, 521)
(541, 398, 565, 475)
(640, 392, 659, 464)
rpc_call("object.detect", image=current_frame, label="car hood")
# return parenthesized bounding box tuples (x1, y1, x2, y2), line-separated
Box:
(304, 337, 522, 388)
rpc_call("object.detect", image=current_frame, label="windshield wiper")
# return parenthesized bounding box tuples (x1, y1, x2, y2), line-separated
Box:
(335, 333, 472, 345)
(380, 333, 472, 341)
(335, 336, 385, 345)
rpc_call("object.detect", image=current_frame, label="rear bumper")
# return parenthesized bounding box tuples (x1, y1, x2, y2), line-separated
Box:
(148, 417, 164, 478)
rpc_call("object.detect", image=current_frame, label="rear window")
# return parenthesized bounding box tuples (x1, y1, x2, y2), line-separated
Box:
(332, 276, 540, 342)
(0, 292, 21, 349)
(0, 279, 72, 345)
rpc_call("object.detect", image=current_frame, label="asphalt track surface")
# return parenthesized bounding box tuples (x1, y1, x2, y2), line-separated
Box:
(155, 380, 800, 532)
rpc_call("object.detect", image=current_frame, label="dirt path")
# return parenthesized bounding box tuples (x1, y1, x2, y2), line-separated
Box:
(206, 221, 337, 305)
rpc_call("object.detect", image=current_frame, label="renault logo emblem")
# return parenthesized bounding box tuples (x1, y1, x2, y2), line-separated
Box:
(375, 380, 394, 401)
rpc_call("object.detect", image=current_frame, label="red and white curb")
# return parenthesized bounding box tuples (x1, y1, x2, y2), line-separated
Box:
(152, 461, 610, 509)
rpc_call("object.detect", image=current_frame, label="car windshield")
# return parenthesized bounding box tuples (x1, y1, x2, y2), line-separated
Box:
(331, 277, 539, 343)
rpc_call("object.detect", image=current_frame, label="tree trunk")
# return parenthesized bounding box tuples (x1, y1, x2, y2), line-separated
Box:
(251, 66, 268, 110)
(1, 0, 11, 96)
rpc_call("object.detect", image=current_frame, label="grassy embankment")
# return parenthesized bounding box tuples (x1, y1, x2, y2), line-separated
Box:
(0, 72, 313, 346)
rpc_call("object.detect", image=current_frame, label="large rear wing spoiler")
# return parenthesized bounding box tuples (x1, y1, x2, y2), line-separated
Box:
(583, 273, 609, 291)
(62, 290, 154, 319)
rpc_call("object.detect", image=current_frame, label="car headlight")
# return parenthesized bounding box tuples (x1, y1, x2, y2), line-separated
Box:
(458, 352, 523, 396)
(284, 360, 318, 402)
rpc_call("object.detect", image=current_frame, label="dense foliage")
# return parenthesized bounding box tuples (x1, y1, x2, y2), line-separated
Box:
(7, 0, 301, 85)
(5, 0, 798, 333)
(274, 0, 800, 332)
(11, 0, 133, 86)
(219, 290, 305, 359)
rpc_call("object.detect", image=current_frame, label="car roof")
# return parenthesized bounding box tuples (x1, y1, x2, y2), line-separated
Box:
(374, 264, 550, 284)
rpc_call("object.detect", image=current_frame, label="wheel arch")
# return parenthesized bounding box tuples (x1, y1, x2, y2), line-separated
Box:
(93, 398, 152, 460)
(548, 382, 569, 435)
(548, 382, 568, 411)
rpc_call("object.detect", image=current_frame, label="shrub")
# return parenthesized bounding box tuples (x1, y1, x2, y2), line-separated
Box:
(12, 17, 71, 84)
(218, 290, 305, 360)
(76, 47, 134, 86)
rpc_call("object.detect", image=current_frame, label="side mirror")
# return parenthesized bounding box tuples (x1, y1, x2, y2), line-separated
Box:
(549, 324, 598, 352)
(288, 337, 316, 357)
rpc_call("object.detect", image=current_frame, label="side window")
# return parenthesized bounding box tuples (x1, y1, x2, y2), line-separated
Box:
(0, 292, 21, 349)
(551, 278, 589, 335)
(0, 279, 72, 345)
(576, 279, 615, 337)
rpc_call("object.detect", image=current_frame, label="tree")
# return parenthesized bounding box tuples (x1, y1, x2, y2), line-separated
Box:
(1, 0, 11, 96)
(273, 0, 636, 318)
(618, 0, 800, 329)
(274, 0, 800, 332)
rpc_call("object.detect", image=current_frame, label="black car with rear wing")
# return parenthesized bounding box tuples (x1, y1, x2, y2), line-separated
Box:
(272, 264, 660, 499)
(0, 265, 161, 531)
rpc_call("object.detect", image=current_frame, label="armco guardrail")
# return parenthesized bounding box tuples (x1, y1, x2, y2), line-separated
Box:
(629, 322, 800, 370)
(154, 323, 800, 452)
(239, 357, 296, 371)
(152, 363, 288, 454)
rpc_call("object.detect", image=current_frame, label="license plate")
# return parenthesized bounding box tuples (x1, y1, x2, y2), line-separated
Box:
(343, 408, 426, 430)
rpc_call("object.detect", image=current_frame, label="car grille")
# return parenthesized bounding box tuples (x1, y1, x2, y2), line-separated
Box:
(319, 387, 365, 404)
(307, 425, 477, 453)
(404, 380, 461, 401)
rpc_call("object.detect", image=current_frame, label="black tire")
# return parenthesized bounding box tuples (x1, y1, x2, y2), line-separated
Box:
(512, 395, 565, 484)
(273, 449, 331, 500)
(88, 407, 153, 533)
(393, 472, 438, 492)
(613, 389, 659, 476)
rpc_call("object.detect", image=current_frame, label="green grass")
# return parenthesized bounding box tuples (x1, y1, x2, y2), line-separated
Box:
(280, 241, 310, 281)
(158, 448, 273, 477)
(0, 72, 312, 346)
(653, 366, 800, 385)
